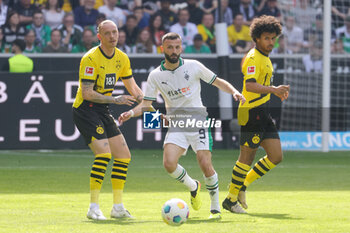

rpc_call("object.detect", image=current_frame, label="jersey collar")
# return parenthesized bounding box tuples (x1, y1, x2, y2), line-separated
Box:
(255, 47, 269, 57)
(98, 46, 115, 59)
(160, 57, 184, 71)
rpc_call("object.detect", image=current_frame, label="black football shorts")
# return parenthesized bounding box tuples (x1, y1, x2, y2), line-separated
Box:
(240, 106, 279, 149)
(72, 101, 121, 145)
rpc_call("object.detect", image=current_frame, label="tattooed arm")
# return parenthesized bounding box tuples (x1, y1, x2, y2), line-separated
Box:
(81, 81, 135, 106)
(121, 77, 144, 103)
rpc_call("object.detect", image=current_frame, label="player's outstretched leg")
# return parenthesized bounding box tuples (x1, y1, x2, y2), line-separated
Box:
(164, 143, 202, 211)
(87, 152, 111, 220)
(169, 164, 202, 211)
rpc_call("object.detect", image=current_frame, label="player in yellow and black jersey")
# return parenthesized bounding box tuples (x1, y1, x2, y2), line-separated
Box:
(72, 20, 145, 221)
(222, 15, 290, 214)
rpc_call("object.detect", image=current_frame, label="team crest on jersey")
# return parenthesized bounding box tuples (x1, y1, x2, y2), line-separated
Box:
(96, 126, 104, 134)
(116, 60, 121, 70)
(252, 134, 260, 144)
(85, 66, 94, 76)
(183, 70, 189, 81)
(247, 66, 256, 75)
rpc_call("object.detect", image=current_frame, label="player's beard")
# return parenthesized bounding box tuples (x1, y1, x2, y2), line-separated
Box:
(164, 52, 180, 64)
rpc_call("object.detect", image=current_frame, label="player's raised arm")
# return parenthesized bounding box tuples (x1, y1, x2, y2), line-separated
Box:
(118, 99, 154, 124)
(212, 77, 246, 104)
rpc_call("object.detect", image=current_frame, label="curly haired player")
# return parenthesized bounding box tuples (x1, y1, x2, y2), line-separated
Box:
(222, 15, 290, 214)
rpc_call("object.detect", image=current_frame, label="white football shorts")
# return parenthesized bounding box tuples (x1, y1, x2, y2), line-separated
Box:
(163, 128, 213, 154)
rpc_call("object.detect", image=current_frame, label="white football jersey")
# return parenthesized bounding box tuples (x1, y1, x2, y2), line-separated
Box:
(144, 58, 217, 116)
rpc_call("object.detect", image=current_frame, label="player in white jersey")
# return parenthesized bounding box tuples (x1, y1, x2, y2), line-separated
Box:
(119, 32, 245, 219)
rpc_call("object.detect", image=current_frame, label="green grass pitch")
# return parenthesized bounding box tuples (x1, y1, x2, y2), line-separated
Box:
(0, 149, 349, 233)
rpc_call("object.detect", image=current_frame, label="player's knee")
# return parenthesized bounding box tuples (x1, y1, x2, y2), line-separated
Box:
(271, 152, 283, 165)
(163, 159, 177, 173)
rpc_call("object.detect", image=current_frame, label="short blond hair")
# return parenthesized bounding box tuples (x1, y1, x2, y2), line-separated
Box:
(97, 20, 117, 34)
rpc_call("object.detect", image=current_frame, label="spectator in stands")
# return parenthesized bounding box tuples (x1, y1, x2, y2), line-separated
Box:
(1, 11, 27, 49)
(332, 38, 344, 54)
(142, 0, 159, 16)
(120, 14, 139, 47)
(98, 0, 125, 28)
(148, 13, 166, 52)
(132, 28, 157, 53)
(302, 41, 322, 73)
(85, 12, 105, 45)
(156, 0, 177, 31)
(61, 0, 80, 13)
(232, 0, 255, 25)
(187, 0, 203, 25)
(42, 0, 65, 29)
(3, 39, 34, 72)
(0, 0, 9, 27)
(24, 29, 41, 53)
(93, 0, 104, 9)
(227, 13, 252, 53)
(335, 15, 350, 53)
(13, 0, 38, 26)
(258, 0, 281, 21)
(290, 0, 317, 31)
(42, 28, 68, 52)
(71, 27, 95, 53)
(26, 11, 51, 49)
(31, 0, 48, 10)
(303, 14, 326, 52)
(332, 1, 350, 28)
(197, 12, 216, 52)
(253, 0, 268, 14)
(73, 0, 98, 28)
(199, 0, 217, 14)
(184, 33, 211, 53)
(283, 15, 303, 54)
(134, 6, 150, 30)
(215, 0, 233, 25)
(0, 28, 4, 52)
(116, 0, 134, 10)
(117, 29, 131, 53)
(170, 8, 198, 49)
(57, 12, 83, 51)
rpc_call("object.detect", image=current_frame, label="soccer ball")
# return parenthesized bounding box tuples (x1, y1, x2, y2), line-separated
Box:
(161, 198, 189, 226)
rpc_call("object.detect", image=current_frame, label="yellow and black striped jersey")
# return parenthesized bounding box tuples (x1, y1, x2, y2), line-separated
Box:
(238, 48, 273, 125)
(73, 46, 133, 108)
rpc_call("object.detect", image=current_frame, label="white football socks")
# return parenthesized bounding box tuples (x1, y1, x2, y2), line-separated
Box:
(169, 164, 197, 191)
(204, 172, 220, 212)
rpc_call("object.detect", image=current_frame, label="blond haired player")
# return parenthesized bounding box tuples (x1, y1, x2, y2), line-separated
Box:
(72, 20, 144, 220)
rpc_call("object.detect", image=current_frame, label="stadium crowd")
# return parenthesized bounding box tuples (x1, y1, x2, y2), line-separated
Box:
(0, 0, 349, 55)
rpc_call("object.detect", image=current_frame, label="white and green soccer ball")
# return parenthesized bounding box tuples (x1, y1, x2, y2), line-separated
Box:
(161, 198, 189, 226)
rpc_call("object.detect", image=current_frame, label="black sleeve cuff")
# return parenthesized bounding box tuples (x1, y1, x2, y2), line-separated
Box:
(121, 75, 133, 80)
(245, 78, 257, 83)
